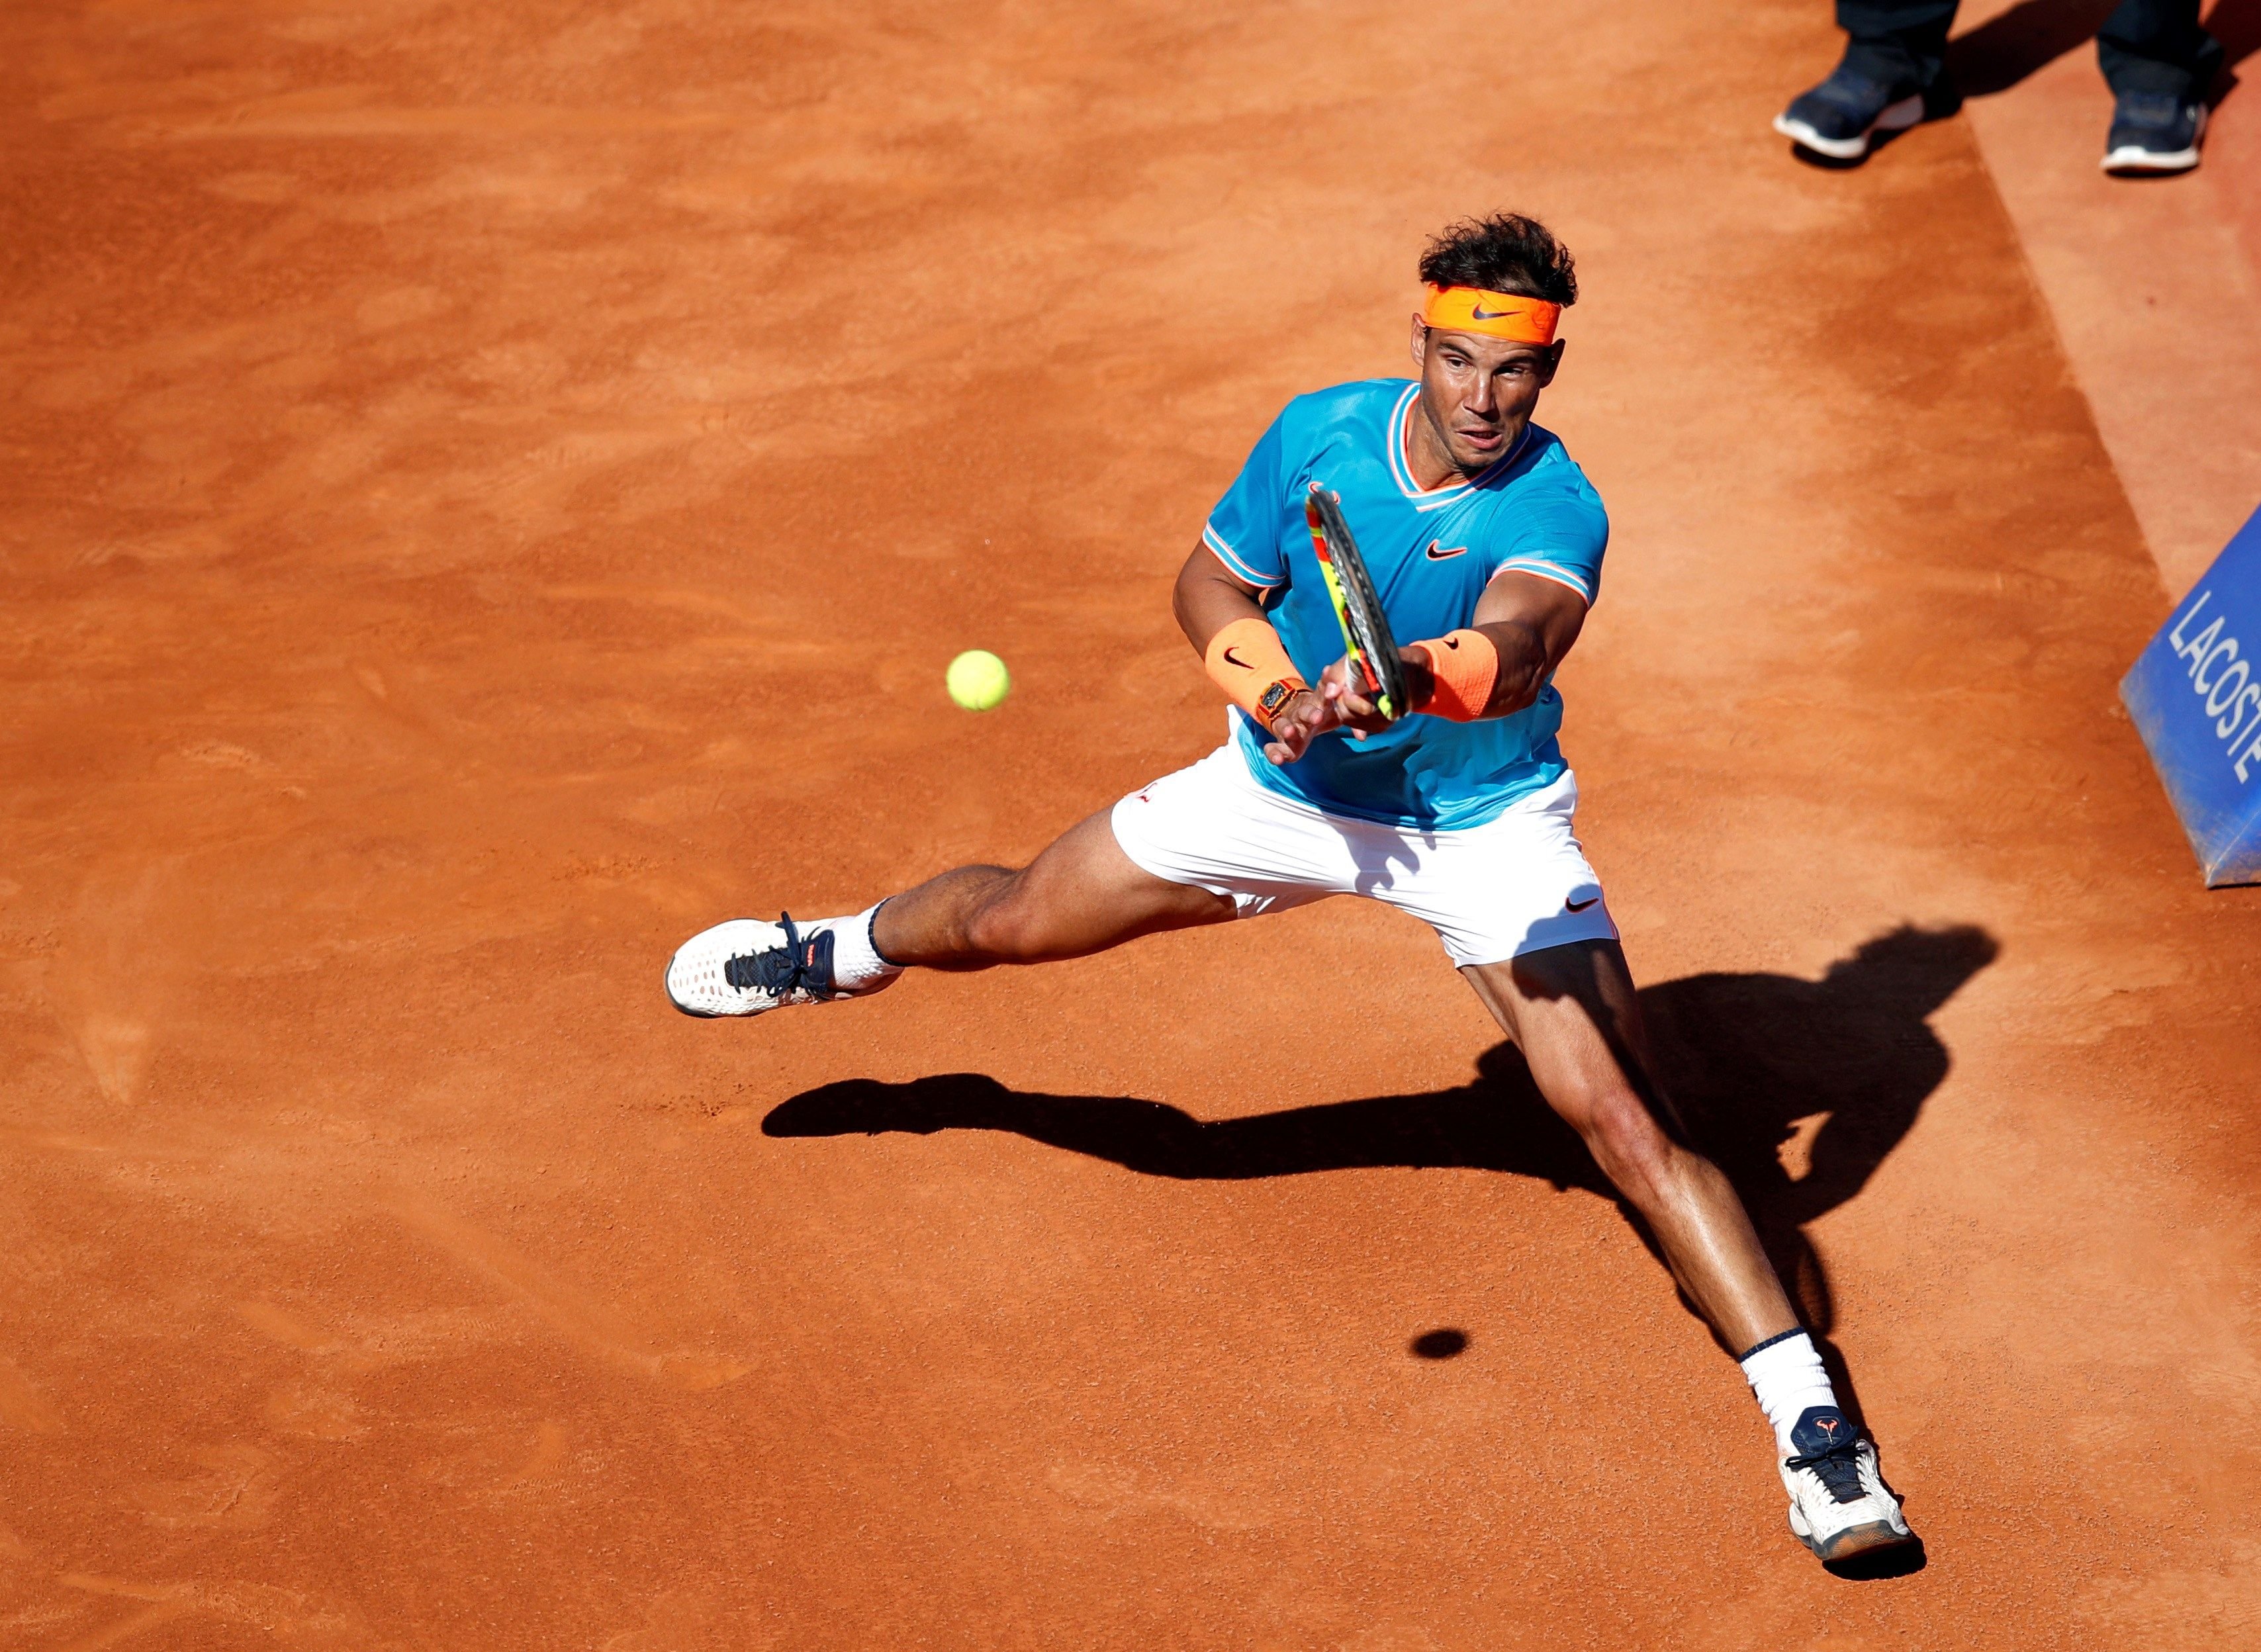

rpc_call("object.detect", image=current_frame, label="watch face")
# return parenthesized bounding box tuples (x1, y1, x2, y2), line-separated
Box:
(1258, 681, 1293, 718)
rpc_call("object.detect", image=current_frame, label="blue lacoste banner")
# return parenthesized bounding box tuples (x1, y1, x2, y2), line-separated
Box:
(2123, 502, 2261, 887)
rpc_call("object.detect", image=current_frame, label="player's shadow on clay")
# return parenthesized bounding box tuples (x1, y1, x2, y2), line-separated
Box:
(767, 922, 1990, 1580)
(767, 923, 1992, 1369)
(769, 921, 1993, 1308)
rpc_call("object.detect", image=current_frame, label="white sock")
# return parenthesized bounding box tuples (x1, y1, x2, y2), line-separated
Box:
(1738, 1330, 1841, 1457)
(815, 903, 900, 993)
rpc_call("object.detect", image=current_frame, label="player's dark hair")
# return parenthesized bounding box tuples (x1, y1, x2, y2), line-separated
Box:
(1418, 213, 1577, 306)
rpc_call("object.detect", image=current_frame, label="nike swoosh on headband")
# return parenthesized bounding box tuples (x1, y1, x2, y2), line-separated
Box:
(1420, 284, 1561, 344)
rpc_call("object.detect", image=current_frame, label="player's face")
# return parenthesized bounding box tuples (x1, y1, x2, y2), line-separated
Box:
(1408, 321, 1564, 477)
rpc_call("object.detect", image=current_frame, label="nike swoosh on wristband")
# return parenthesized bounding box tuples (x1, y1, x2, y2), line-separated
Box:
(1565, 895, 1600, 912)
(1426, 541, 1468, 561)
(1223, 647, 1250, 668)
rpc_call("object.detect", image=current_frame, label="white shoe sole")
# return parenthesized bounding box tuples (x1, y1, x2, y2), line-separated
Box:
(2103, 106, 2205, 173)
(1774, 93, 1924, 161)
(1788, 1506, 1920, 1563)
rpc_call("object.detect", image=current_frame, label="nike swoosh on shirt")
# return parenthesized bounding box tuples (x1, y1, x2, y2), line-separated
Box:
(1425, 541, 1468, 561)
(1565, 895, 1600, 913)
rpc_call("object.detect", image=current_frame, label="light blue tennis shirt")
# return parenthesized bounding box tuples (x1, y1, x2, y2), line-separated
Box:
(1203, 377, 1608, 830)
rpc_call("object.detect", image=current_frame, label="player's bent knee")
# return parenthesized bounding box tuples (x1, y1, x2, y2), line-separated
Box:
(960, 876, 1087, 964)
(960, 897, 1043, 962)
(1579, 1088, 1678, 1199)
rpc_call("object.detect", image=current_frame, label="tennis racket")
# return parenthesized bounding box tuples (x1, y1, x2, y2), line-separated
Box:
(1303, 482, 1406, 722)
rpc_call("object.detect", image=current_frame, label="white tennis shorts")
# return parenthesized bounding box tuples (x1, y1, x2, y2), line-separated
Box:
(1109, 743, 1619, 968)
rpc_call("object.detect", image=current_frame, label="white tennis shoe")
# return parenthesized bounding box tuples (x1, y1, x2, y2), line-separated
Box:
(666, 913, 847, 1018)
(1778, 1407, 1917, 1565)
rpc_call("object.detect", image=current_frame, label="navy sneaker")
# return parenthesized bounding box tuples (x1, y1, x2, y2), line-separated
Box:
(1774, 60, 1927, 161)
(1777, 1406, 1917, 1564)
(2101, 90, 2207, 175)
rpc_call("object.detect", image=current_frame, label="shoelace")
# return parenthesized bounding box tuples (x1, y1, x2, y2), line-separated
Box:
(723, 913, 832, 999)
(1785, 1434, 1870, 1504)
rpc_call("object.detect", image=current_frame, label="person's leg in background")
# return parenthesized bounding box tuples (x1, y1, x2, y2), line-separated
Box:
(2096, 0, 2223, 173)
(1774, 0, 1962, 162)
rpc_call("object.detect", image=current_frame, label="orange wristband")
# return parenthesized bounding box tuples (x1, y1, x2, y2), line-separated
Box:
(1205, 618, 1307, 729)
(1410, 629, 1499, 721)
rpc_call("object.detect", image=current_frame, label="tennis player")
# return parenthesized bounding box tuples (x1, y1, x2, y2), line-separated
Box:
(667, 212, 1917, 1567)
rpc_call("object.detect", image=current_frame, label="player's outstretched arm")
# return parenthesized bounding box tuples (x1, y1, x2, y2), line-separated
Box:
(1321, 569, 1588, 729)
(1171, 546, 1340, 764)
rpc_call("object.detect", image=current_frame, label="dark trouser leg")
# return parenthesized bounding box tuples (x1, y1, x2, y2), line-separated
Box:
(1835, 0, 1961, 91)
(2096, 0, 2221, 99)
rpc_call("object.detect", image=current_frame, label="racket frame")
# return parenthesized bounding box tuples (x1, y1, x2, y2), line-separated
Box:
(1303, 484, 1407, 722)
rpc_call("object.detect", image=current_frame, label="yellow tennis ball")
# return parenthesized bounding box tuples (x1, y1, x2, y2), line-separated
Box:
(946, 649, 1011, 711)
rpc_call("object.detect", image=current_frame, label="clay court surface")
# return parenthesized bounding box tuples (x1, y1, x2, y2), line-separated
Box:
(7, 1, 2261, 1647)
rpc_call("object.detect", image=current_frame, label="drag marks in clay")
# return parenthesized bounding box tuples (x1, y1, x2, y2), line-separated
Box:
(383, 1191, 749, 1391)
(124, 1444, 280, 1531)
(1048, 1459, 1275, 1532)
(52, 1570, 382, 1651)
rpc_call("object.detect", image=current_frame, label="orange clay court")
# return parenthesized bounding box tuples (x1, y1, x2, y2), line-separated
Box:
(4, 1, 2260, 1647)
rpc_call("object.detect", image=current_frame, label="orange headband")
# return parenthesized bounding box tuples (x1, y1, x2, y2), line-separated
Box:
(1421, 284, 1560, 345)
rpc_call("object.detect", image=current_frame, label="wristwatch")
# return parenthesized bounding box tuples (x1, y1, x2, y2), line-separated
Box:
(1256, 678, 1305, 729)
